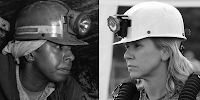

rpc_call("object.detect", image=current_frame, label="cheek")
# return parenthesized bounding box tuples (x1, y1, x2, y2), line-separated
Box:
(47, 52, 62, 68)
(35, 50, 63, 71)
(137, 50, 161, 70)
(130, 51, 161, 78)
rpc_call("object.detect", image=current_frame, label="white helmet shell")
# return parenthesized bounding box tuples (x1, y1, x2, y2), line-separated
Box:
(114, 1, 186, 45)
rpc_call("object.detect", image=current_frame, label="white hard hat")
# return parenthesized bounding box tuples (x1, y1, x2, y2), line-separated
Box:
(114, 1, 186, 45)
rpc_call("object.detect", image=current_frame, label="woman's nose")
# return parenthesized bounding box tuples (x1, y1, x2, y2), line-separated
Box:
(63, 49, 75, 62)
(124, 49, 134, 60)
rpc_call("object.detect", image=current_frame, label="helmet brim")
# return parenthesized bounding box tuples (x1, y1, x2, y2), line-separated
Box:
(49, 36, 88, 46)
(113, 35, 186, 45)
(14, 34, 89, 46)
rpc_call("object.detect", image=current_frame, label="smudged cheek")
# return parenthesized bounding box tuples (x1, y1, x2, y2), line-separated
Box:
(47, 52, 63, 69)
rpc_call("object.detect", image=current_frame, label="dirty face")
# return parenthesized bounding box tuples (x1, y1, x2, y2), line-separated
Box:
(32, 41, 75, 82)
(124, 38, 163, 79)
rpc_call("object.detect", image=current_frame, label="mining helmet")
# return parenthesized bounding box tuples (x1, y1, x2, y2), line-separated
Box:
(15, 0, 91, 45)
(107, 1, 190, 45)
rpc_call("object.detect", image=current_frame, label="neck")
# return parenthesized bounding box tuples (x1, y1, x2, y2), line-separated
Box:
(19, 63, 48, 92)
(143, 62, 168, 100)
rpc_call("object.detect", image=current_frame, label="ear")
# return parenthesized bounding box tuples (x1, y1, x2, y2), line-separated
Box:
(161, 48, 170, 61)
(24, 53, 34, 62)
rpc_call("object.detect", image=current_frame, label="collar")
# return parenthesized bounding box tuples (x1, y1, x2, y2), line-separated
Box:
(16, 65, 55, 100)
(139, 88, 174, 100)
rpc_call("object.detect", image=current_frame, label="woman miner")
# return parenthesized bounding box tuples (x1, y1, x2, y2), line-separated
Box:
(107, 1, 200, 100)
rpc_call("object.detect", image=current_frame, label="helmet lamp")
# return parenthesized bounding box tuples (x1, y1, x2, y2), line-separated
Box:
(107, 15, 131, 38)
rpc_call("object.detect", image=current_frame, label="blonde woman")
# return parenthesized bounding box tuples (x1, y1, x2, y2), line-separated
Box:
(107, 1, 200, 100)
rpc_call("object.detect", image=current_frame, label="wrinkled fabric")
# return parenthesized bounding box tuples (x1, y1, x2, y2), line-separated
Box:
(16, 65, 55, 100)
(2, 40, 46, 63)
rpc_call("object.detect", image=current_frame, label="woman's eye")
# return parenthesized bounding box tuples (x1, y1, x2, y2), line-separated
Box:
(134, 43, 141, 48)
(125, 43, 141, 49)
(56, 45, 63, 50)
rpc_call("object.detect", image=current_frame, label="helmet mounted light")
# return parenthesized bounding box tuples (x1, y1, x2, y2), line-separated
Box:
(14, 1, 91, 45)
(107, 15, 131, 38)
(67, 10, 91, 36)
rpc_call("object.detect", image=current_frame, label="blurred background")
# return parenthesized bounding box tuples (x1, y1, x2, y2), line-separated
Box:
(0, 0, 99, 99)
(100, 0, 200, 100)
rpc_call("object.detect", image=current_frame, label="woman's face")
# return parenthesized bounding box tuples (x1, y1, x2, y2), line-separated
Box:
(32, 41, 75, 82)
(124, 38, 163, 79)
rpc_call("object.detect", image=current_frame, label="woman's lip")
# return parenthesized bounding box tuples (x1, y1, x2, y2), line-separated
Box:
(58, 68, 71, 74)
(127, 65, 137, 68)
(59, 68, 71, 71)
(127, 65, 137, 72)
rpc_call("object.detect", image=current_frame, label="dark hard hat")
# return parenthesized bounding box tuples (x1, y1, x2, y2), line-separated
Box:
(15, 0, 91, 45)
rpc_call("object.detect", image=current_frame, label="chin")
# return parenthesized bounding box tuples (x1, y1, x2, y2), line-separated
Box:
(130, 72, 142, 79)
(49, 74, 70, 83)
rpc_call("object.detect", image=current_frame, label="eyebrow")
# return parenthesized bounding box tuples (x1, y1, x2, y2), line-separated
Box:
(127, 41, 139, 45)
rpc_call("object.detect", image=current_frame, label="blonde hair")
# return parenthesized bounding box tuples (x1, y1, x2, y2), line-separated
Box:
(152, 37, 193, 92)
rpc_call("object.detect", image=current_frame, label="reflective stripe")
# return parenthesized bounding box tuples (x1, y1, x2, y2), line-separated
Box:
(0, 17, 10, 31)
(16, 26, 63, 35)
(17, 28, 38, 32)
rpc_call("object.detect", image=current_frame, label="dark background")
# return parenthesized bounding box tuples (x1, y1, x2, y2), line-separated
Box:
(0, 0, 99, 99)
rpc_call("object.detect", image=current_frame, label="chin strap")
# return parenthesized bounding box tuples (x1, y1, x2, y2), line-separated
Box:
(179, 42, 184, 54)
(179, 28, 191, 54)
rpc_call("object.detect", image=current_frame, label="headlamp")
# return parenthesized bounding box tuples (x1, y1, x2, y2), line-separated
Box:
(107, 15, 131, 38)
(107, 16, 120, 33)
(68, 10, 91, 36)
